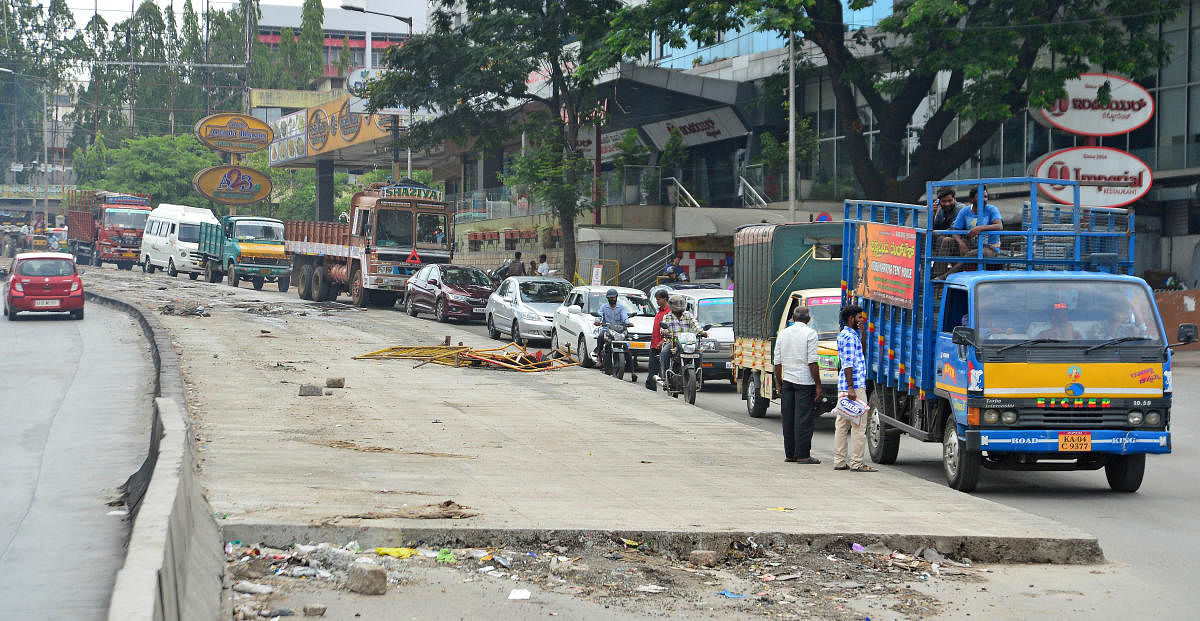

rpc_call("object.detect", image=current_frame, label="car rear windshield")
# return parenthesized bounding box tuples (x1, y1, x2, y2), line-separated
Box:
(177, 223, 200, 243)
(18, 258, 75, 277)
(520, 280, 571, 303)
(697, 298, 734, 326)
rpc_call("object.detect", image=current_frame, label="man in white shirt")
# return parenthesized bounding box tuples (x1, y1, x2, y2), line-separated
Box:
(772, 306, 823, 463)
(537, 253, 551, 276)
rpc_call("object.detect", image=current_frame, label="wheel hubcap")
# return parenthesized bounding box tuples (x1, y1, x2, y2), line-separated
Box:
(869, 410, 881, 446)
(944, 426, 959, 478)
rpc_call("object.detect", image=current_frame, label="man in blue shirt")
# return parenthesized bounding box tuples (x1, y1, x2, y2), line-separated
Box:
(940, 186, 1003, 276)
(594, 289, 631, 377)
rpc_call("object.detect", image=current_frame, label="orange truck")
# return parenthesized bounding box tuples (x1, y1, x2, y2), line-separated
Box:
(65, 189, 152, 269)
(285, 182, 452, 307)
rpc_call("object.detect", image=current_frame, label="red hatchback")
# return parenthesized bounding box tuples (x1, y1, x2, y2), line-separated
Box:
(4, 252, 85, 320)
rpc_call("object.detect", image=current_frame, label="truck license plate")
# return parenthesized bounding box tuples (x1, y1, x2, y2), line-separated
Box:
(725, 361, 733, 368)
(35, 299, 60, 307)
(260, 269, 270, 275)
(1058, 431, 1091, 452)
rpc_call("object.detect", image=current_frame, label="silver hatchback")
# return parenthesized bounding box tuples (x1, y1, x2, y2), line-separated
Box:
(485, 276, 572, 343)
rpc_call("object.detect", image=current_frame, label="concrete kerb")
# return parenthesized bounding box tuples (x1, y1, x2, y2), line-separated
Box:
(222, 523, 1102, 566)
(85, 291, 223, 621)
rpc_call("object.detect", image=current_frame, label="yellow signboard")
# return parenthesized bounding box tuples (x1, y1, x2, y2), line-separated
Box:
(194, 113, 274, 154)
(193, 165, 273, 205)
(306, 95, 391, 157)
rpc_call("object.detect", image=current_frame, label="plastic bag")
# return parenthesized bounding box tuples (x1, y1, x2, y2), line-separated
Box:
(833, 394, 868, 425)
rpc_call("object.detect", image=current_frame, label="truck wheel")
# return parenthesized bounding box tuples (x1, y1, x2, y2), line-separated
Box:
(943, 420, 981, 492)
(1105, 454, 1145, 493)
(744, 371, 770, 418)
(94, 255, 102, 267)
(350, 267, 367, 307)
(313, 266, 331, 301)
(228, 262, 239, 287)
(252, 277, 264, 291)
(167, 259, 178, 277)
(867, 390, 901, 465)
(298, 265, 313, 299)
(189, 272, 199, 280)
(277, 276, 290, 293)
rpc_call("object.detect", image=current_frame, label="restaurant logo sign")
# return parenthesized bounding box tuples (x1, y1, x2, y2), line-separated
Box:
(193, 165, 273, 205)
(1029, 146, 1153, 208)
(194, 113, 273, 154)
(1032, 73, 1154, 137)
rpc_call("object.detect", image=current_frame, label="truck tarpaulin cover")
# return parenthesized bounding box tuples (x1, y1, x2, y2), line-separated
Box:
(853, 223, 916, 309)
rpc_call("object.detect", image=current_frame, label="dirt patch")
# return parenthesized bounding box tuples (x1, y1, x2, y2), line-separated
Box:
(324, 500, 480, 521)
(312, 439, 394, 453)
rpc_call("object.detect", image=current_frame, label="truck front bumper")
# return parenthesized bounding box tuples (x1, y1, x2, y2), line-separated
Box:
(233, 264, 291, 278)
(972, 429, 1171, 455)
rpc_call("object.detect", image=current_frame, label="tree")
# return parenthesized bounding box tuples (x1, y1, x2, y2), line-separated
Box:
(74, 133, 221, 206)
(596, 0, 1183, 201)
(297, 0, 325, 85)
(365, 0, 625, 277)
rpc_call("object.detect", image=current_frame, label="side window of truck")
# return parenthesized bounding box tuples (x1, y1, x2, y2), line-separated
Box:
(940, 288, 969, 332)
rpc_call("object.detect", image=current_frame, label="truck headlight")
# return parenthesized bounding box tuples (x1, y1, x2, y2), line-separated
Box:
(1144, 411, 1161, 426)
(982, 409, 1000, 425)
(700, 339, 718, 352)
(1001, 410, 1018, 425)
(819, 354, 839, 369)
(1127, 410, 1144, 425)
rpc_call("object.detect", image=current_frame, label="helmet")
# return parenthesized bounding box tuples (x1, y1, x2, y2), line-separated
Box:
(668, 294, 686, 311)
(606, 288, 618, 299)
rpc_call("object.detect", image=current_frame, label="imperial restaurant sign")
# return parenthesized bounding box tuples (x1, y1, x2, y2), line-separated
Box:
(1032, 73, 1154, 137)
(1029, 146, 1153, 208)
(642, 107, 747, 149)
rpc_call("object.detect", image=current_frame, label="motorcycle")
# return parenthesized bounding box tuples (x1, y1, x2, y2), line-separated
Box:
(597, 322, 637, 382)
(661, 330, 703, 404)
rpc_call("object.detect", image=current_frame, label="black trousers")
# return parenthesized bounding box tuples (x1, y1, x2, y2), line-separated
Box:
(645, 351, 659, 389)
(781, 381, 817, 459)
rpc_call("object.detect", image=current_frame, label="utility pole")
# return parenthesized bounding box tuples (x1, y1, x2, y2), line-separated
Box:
(128, 0, 136, 136)
(243, 0, 252, 114)
(787, 30, 796, 223)
(204, 0, 211, 115)
(42, 85, 49, 228)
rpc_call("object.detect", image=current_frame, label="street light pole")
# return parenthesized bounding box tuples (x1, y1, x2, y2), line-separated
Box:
(343, 1, 414, 182)
(787, 31, 796, 224)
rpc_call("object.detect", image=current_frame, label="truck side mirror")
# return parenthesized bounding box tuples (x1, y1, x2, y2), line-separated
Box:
(1178, 323, 1198, 345)
(951, 326, 976, 347)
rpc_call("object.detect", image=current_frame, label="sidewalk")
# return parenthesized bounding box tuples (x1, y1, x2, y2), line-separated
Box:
(87, 274, 1099, 564)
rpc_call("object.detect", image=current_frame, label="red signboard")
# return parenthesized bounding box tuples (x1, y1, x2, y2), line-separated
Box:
(852, 223, 917, 309)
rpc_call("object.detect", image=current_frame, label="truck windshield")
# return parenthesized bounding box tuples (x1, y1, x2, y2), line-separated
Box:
(976, 280, 1163, 345)
(234, 221, 284, 241)
(806, 300, 842, 339)
(177, 223, 200, 243)
(376, 210, 413, 248)
(416, 212, 448, 249)
(104, 209, 148, 229)
(697, 298, 734, 326)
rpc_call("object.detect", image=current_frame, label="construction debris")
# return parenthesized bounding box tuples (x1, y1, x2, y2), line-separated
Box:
(354, 343, 579, 372)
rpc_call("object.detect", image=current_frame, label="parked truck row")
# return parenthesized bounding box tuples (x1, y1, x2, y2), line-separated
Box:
(66, 189, 152, 269)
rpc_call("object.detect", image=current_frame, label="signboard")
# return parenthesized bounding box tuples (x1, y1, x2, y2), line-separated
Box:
(193, 165, 273, 205)
(642, 107, 747, 149)
(379, 185, 445, 202)
(590, 263, 604, 286)
(306, 95, 391, 157)
(852, 222, 917, 309)
(194, 113, 273, 154)
(0, 185, 76, 199)
(576, 127, 644, 162)
(268, 110, 307, 166)
(1032, 74, 1154, 137)
(1028, 146, 1153, 207)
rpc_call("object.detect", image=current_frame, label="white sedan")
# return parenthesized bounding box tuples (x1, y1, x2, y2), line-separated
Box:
(552, 285, 657, 368)
(484, 276, 572, 343)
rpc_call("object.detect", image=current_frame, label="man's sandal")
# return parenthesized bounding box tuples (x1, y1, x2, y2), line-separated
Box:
(850, 465, 878, 472)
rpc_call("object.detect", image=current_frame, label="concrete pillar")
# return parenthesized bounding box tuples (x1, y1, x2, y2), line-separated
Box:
(316, 159, 335, 222)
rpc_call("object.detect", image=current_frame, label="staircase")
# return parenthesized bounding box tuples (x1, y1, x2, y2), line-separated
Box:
(619, 244, 674, 291)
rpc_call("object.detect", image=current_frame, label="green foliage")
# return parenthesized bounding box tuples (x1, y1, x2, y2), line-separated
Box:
(593, 0, 1183, 200)
(366, 0, 627, 271)
(756, 120, 817, 172)
(501, 116, 593, 220)
(657, 127, 688, 174)
(610, 129, 648, 171)
(74, 133, 220, 206)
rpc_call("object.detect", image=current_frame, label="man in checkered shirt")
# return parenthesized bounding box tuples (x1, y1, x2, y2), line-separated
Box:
(834, 304, 876, 472)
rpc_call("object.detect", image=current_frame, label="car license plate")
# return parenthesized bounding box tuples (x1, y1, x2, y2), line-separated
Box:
(680, 353, 700, 359)
(472, 308, 485, 314)
(628, 341, 648, 349)
(1058, 431, 1091, 452)
(35, 299, 60, 307)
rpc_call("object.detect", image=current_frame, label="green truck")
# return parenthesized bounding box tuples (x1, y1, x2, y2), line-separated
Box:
(197, 215, 291, 292)
(732, 222, 844, 418)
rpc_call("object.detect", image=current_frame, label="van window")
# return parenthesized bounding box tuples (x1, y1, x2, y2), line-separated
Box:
(169, 223, 176, 235)
(177, 223, 200, 243)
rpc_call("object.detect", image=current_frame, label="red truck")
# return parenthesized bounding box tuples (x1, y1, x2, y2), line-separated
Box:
(66, 190, 152, 269)
(285, 183, 452, 306)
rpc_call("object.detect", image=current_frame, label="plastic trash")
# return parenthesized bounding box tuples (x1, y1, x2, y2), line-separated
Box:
(478, 566, 495, 573)
(636, 585, 667, 593)
(495, 555, 512, 569)
(344, 540, 361, 553)
(375, 547, 418, 559)
(620, 538, 640, 548)
(851, 543, 866, 553)
(436, 548, 457, 564)
(291, 567, 319, 578)
(232, 581, 274, 595)
(716, 590, 746, 598)
(508, 589, 532, 600)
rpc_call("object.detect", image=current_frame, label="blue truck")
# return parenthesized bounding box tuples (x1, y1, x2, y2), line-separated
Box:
(843, 177, 1197, 492)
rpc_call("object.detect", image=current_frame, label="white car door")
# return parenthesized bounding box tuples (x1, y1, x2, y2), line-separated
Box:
(495, 280, 514, 326)
(554, 290, 582, 341)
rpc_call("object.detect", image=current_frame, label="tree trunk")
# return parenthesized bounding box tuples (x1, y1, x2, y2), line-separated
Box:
(559, 210, 576, 283)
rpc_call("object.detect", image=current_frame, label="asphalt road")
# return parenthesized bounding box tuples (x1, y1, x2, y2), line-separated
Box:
(0, 301, 153, 619)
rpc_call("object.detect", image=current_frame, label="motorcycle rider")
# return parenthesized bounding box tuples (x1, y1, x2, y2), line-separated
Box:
(594, 288, 635, 381)
(657, 294, 707, 388)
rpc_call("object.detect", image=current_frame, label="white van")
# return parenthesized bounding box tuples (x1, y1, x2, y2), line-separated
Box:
(140, 203, 219, 278)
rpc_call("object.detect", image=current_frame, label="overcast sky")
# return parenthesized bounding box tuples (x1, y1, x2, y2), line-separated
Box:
(73, 1, 429, 33)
